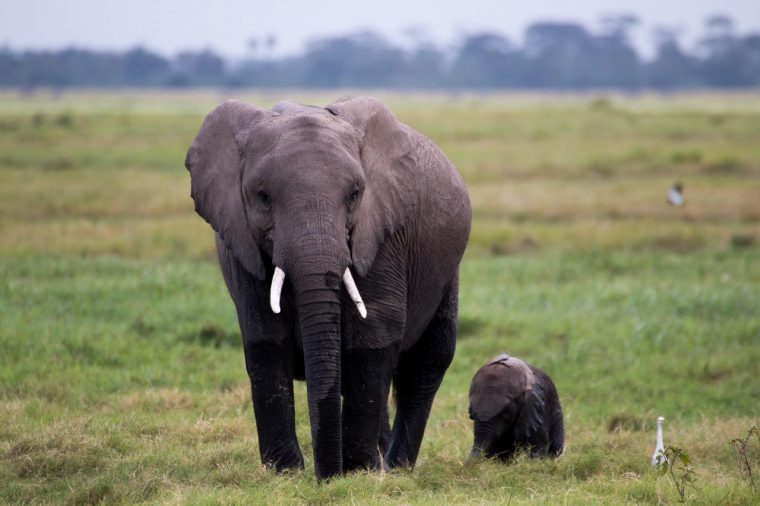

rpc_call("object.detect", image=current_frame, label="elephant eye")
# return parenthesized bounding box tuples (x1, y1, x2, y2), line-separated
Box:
(257, 189, 271, 209)
(347, 185, 361, 209)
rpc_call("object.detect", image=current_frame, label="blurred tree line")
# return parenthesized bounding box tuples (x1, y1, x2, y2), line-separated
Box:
(1, 15, 758, 90)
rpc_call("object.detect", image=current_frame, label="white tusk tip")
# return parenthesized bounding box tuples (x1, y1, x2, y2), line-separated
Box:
(343, 268, 368, 319)
(270, 266, 286, 316)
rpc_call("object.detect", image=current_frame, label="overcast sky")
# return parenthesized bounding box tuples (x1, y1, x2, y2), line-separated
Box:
(3, 0, 759, 58)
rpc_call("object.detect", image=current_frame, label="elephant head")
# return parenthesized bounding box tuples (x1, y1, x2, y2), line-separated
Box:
(185, 97, 415, 479)
(468, 354, 546, 459)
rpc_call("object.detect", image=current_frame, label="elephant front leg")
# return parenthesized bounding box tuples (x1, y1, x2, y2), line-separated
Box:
(341, 346, 396, 472)
(247, 340, 304, 471)
(217, 238, 303, 472)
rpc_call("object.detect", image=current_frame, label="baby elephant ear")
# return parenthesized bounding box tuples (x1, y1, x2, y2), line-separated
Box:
(185, 100, 269, 280)
(325, 97, 416, 276)
(514, 376, 546, 442)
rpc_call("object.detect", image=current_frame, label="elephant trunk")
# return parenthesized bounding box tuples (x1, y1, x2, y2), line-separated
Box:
(276, 200, 350, 480)
(470, 420, 496, 459)
(292, 263, 343, 480)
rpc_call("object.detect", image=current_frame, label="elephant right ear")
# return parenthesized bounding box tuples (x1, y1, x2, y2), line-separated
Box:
(185, 100, 270, 280)
(513, 373, 546, 442)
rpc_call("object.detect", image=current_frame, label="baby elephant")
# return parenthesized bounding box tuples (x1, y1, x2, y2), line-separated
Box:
(469, 353, 564, 460)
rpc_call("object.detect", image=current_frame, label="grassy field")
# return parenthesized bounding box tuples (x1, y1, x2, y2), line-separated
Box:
(0, 90, 759, 505)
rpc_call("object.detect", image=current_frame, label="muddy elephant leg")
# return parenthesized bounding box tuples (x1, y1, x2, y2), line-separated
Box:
(217, 238, 303, 471)
(386, 274, 458, 469)
(245, 341, 303, 470)
(341, 344, 396, 472)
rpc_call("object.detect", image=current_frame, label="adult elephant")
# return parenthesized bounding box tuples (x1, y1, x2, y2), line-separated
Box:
(185, 97, 471, 480)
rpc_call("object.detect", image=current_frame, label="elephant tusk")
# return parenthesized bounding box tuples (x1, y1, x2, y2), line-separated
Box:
(270, 266, 285, 314)
(343, 268, 367, 319)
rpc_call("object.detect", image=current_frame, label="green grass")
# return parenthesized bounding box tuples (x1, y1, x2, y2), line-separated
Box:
(1, 90, 759, 504)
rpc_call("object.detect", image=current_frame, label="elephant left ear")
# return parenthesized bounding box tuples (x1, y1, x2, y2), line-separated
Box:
(513, 371, 546, 442)
(325, 97, 417, 276)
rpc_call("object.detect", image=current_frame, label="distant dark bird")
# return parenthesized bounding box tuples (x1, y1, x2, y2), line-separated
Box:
(468, 353, 564, 460)
(668, 182, 684, 206)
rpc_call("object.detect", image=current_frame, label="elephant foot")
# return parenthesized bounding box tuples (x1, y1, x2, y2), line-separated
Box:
(343, 444, 384, 473)
(263, 447, 305, 474)
(385, 443, 413, 469)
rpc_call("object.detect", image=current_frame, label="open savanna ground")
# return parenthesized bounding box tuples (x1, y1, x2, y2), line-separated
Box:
(1, 90, 758, 505)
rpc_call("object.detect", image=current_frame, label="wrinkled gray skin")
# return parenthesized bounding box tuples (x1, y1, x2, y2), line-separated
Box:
(469, 354, 564, 460)
(185, 97, 471, 480)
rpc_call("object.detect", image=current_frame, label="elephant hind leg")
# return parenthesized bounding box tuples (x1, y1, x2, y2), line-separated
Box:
(386, 273, 458, 469)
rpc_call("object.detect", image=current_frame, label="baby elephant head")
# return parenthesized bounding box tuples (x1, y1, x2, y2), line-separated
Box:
(468, 353, 563, 460)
